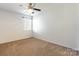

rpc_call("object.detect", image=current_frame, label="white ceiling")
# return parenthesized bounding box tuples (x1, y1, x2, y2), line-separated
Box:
(0, 3, 52, 15)
(0, 3, 60, 15)
(0, 3, 29, 15)
(0, 3, 48, 15)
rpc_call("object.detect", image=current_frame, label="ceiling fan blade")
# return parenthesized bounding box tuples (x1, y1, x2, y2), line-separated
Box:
(33, 8, 41, 11)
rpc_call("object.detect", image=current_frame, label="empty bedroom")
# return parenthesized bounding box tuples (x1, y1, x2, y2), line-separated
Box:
(0, 3, 79, 56)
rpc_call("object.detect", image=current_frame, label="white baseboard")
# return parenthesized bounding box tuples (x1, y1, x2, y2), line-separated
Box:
(33, 33, 79, 51)
(0, 36, 31, 44)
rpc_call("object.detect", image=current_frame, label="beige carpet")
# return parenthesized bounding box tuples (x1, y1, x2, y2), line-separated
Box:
(0, 37, 78, 56)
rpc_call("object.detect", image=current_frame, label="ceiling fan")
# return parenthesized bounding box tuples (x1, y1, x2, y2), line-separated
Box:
(20, 3, 41, 14)
(28, 3, 41, 12)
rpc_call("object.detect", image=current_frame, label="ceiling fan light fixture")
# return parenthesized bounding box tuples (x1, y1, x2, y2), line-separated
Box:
(27, 8, 33, 14)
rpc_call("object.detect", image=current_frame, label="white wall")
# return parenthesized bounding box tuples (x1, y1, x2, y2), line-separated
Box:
(76, 4, 79, 50)
(0, 9, 32, 43)
(33, 3, 79, 50)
